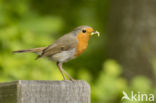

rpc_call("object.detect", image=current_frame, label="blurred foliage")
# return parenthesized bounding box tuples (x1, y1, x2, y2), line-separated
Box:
(0, 0, 155, 103)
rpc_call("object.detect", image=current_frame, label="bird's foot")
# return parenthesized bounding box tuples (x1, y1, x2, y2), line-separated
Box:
(69, 78, 75, 81)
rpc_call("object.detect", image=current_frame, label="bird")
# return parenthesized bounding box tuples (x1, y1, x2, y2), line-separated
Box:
(13, 25, 100, 80)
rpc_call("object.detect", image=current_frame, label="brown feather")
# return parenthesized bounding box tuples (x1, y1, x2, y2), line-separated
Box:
(38, 33, 78, 58)
(13, 47, 45, 54)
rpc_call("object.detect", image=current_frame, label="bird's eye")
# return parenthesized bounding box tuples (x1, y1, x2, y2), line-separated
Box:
(82, 29, 86, 33)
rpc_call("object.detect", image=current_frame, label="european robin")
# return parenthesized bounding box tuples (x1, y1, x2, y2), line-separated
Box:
(13, 25, 100, 80)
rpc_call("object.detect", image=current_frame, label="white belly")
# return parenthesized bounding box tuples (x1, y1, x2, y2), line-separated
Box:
(50, 48, 76, 63)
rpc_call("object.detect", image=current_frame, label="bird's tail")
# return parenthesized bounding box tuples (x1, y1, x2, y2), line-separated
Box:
(13, 47, 45, 54)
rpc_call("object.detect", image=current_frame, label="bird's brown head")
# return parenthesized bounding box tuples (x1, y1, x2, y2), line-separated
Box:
(72, 25, 100, 37)
(72, 26, 100, 56)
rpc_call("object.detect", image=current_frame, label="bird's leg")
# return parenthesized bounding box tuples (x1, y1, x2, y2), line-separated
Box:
(61, 69, 74, 81)
(56, 62, 66, 80)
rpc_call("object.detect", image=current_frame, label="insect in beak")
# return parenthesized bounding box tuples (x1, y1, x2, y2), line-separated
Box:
(91, 31, 100, 37)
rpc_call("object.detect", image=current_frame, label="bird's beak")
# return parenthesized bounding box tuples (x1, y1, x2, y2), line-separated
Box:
(91, 31, 100, 37)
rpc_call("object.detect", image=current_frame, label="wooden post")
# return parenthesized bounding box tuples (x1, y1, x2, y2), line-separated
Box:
(0, 80, 90, 103)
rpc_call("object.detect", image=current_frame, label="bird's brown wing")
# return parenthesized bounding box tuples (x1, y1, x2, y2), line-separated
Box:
(37, 34, 78, 59)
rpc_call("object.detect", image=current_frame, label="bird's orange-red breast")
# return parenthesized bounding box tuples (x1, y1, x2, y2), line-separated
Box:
(75, 28, 94, 56)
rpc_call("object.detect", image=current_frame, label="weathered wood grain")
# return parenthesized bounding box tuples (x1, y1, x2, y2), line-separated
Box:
(0, 80, 90, 103)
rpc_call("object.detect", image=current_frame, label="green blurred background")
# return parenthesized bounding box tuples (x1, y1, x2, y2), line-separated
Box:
(0, 0, 155, 103)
